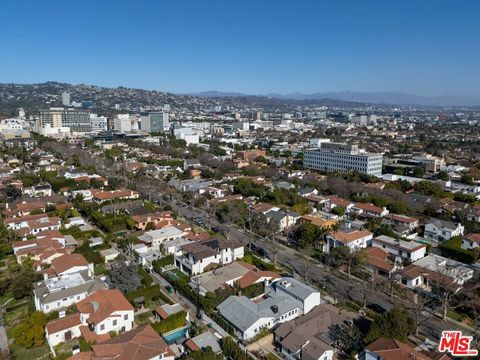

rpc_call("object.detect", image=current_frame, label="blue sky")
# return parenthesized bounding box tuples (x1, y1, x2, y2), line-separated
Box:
(1, 0, 479, 96)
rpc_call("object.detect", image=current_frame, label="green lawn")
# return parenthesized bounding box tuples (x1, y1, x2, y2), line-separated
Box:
(4, 303, 29, 327)
(94, 263, 108, 276)
(447, 309, 467, 322)
(135, 311, 154, 326)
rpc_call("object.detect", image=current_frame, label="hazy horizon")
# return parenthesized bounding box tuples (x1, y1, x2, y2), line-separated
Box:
(1, 1, 480, 98)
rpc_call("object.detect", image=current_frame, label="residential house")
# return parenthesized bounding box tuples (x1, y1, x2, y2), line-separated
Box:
(175, 238, 244, 275)
(399, 254, 473, 290)
(325, 229, 373, 253)
(5, 213, 61, 236)
(266, 210, 300, 232)
(34, 271, 107, 313)
(76, 289, 135, 338)
(361, 338, 451, 360)
(372, 235, 427, 263)
(274, 304, 360, 360)
(137, 226, 186, 250)
(298, 187, 318, 197)
(462, 233, 480, 250)
(299, 214, 338, 229)
(351, 202, 389, 218)
(90, 188, 140, 203)
(189, 261, 280, 295)
(323, 195, 354, 213)
(363, 247, 398, 277)
(217, 277, 321, 341)
(185, 332, 222, 354)
(382, 214, 419, 233)
(424, 219, 464, 242)
(132, 211, 173, 230)
(67, 325, 174, 360)
(467, 204, 480, 223)
(183, 159, 201, 170)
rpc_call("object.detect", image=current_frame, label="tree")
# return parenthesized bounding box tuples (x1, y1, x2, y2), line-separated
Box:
(413, 166, 425, 178)
(365, 308, 415, 342)
(331, 246, 365, 278)
(13, 311, 48, 348)
(215, 200, 248, 240)
(221, 336, 254, 360)
(11, 268, 40, 300)
(329, 322, 363, 360)
(145, 222, 155, 231)
(109, 262, 142, 293)
(461, 174, 475, 185)
(437, 170, 449, 181)
(3, 184, 22, 202)
(291, 223, 325, 249)
(331, 206, 345, 216)
(187, 346, 223, 360)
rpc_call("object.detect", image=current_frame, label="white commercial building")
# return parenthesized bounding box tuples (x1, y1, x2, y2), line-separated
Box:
(304, 142, 383, 176)
(89, 114, 108, 132)
(113, 114, 132, 132)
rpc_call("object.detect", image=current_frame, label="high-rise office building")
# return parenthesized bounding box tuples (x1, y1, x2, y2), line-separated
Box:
(140, 112, 169, 133)
(114, 114, 132, 132)
(89, 114, 108, 133)
(304, 142, 383, 176)
(62, 92, 71, 106)
(39, 108, 91, 132)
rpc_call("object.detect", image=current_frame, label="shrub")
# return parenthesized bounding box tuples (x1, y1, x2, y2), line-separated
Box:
(151, 310, 186, 334)
(126, 284, 161, 302)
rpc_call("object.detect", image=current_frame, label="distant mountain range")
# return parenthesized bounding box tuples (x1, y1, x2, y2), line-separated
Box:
(191, 90, 480, 107)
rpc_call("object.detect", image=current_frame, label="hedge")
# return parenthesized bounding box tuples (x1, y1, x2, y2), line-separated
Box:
(242, 282, 264, 299)
(126, 285, 160, 302)
(152, 255, 174, 271)
(151, 310, 186, 334)
(438, 243, 477, 264)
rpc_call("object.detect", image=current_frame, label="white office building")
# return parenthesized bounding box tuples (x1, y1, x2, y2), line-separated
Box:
(113, 114, 132, 132)
(89, 114, 108, 132)
(304, 142, 383, 176)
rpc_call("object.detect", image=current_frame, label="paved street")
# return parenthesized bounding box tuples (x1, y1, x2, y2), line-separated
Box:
(44, 143, 473, 341)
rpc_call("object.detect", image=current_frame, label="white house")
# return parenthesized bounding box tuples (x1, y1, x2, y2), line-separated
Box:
(424, 219, 464, 242)
(399, 254, 474, 291)
(351, 203, 389, 218)
(175, 238, 244, 275)
(137, 226, 186, 250)
(100, 247, 120, 262)
(33, 271, 107, 313)
(461, 233, 480, 250)
(217, 277, 321, 341)
(76, 289, 134, 335)
(325, 230, 373, 253)
(372, 235, 427, 263)
(266, 210, 301, 232)
(45, 313, 83, 350)
(45, 289, 134, 353)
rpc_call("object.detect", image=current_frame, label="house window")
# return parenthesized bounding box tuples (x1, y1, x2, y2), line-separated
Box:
(100, 324, 105, 331)
(113, 320, 117, 326)
(124, 314, 128, 320)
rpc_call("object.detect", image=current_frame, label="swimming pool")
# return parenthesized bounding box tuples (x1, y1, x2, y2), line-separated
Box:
(162, 326, 188, 344)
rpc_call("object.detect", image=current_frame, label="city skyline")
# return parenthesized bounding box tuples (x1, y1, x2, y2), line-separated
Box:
(1, 0, 480, 99)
